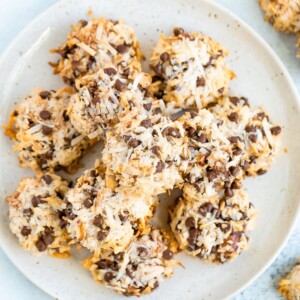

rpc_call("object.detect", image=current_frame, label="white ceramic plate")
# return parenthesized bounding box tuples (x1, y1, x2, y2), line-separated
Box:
(0, 0, 300, 299)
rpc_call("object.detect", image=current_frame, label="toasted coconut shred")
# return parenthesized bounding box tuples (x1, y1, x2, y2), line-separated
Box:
(278, 259, 300, 300)
(149, 28, 235, 109)
(6, 174, 71, 256)
(51, 18, 143, 85)
(85, 228, 177, 296)
(4, 16, 284, 297)
(6, 87, 96, 172)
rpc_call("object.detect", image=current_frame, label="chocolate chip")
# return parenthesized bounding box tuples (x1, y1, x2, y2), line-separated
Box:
(248, 134, 257, 143)
(225, 187, 234, 198)
(228, 136, 239, 144)
(31, 196, 42, 207)
(90, 169, 97, 177)
(97, 259, 109, 269)
(228, 112, 238, 123)
(229, 166, 239, 177)
(196, 77, 205, 87)
(242, 161, 250, 170)
(41, 174, 52, 185)
(92, 96, 100, 105)
(143, 103, 152, 111)
(173, 27, 184, 36)
(115, 79, 127, 91)
(104, 271, 114, 282)
(93, 215, 104, 228)
(114, 252, 124, 261)
(153, 281, 159, 290)
(185, 217, 195, 228)
(218, 87, 225, 93)
(138, 247, 149, 258)
(153, 63, 163, 75)
(196, 133, 207, 143)
(207, 170, 218, 181)
(128, 138, 140, 148)
(162, 249, 174, 260)
(156, 161, 165, 173)
(231, 180, 241, 189)
(150, 145, 160, 156)
(43, 233, 54, 246)
(83, 198, 93, 208)
(190, 111, 197, 118)
(160, 52, 170, 62)
(44, 150, 53, 159)
(63, 110, 69, 121)
(23, 208, 33, 218)
(116, 44, 129, 54)
(97, 231, 107, 241)
(257, 169, 267, 175)
(21, 226, 31, 236)
(162, 127, 181, 138)
(104, 68, 117, 76)
(41, 125, 53, 136)
(233, 148, 242, 156)
(140, 119, 152, 128)
(188, 127, 196, 137)
(270, 126, 281, 136)
(204, 57, 213, 68)
(79, 19, 88, 27)
(229, 97, 240, 106)
(36, 239, 47, 252)
(39, 110, 51, 120)
(39, 91, 51, 99)
(199, 202, 213, 215)
(256, 112, 265, 120)
(245, 125, 256, 133)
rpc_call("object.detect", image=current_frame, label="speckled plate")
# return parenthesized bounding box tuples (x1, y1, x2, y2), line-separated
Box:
(0, 0, 300, 299)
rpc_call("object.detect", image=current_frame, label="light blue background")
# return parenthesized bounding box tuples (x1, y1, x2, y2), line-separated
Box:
(0, 1, 299, 299)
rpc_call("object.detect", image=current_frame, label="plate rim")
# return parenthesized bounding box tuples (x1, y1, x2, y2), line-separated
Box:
(0, 0, 299, 299)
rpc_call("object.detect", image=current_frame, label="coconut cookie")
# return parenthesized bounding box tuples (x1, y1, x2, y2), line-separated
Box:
(178, 110, 246, 197)
(170, 186, 257, 264)
(149, 28, 234, 109)
(207, 96, 282, 177)
(6, 87, 96, 173)
(102, 107, 186, 197)
(6, 173, 70, 256)
(51, 18, 143, 85)
(84, 228, 177, 296)
(64, 166, 156, 255)
(278, 259, 300, 300)
(69, 69, 159, 139)
(259, 0, 300, 33)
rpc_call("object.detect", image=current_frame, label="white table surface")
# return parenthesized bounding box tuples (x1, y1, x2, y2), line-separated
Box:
(0, 0, 299, 299)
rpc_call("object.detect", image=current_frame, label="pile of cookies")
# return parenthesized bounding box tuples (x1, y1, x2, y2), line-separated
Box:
(260, 0, 300, 57)
(4, 17, 282, 296)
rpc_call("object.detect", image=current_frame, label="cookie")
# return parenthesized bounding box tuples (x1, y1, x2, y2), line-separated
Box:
(6, 173, 70, 256)
(102, 107, 186, 196)
(51, 18, 143, 85)
(278, 259, 300, 300)
(84, 228, 177, 296)
(170, 186, 257, 263)
(207, 96, 282, 176)
(64, 166, 156, 255)
(6, 87, 96, 173)
(68, 70, 158, 139)
(178, 110, 245, 196)
(259, 0, 300, 33)
(149, 28, 234, 109)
